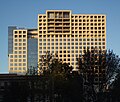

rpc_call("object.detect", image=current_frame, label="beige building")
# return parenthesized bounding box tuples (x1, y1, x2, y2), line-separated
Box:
(8, 10, 106, 74)
(8, 28, 38, 74)
(38, 10, 106, 72)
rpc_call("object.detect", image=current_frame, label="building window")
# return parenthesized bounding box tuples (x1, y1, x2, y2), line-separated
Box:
(52, 47, 54, 49)
(23, 31, 26, 33)
(71, 39, 74, 41)
(23, 51, 26, 54)
(10, 55, 13, 58)
(83, 43, 86, 45)
(23, 35, 26, 37)
(102, 42, 105, 45)
(75, 47, 78, 49)
(23, 55, 26, 58)
(23, 47, 26, 50)
(23, 43, 26, 46)
(64, 47, 66, 49)
(83, 39, 86, 41)
(19, 63, 22, 66)
(19, 55, 22, 58)
(19, 47, 22, 50)
(10, 68, 13, 70)
(75, 43, 78, 45)
(19, 31, 22, 34)
(19, 35, 22, 38)
(15, 31, 17, 34)
(71, 43, 74, 45)
(79, 43, 82, 45)
(79, 46, 82, 49)
(10, 59, 13, 62)
(19, 51, 22, 54)
(68, 43, 70, 45)
(23, 63, 26, 66)
(15, 43, 18, 46)
(43, 47, 46, 49)
(10, 63, 13, 66)
(15, 35, 17, 38)
(14, 63, 17, 66)
(19, 43, 22, 46)
(43, 43, 46, 45)
(15, 39, 18, 42)
(19, 68, 22, 70)
(68, 55, 70, 57)
(76, 50, 78, 53)
(68, 51, 70, 53)
(23, 59, 26, 62)
(14, 55, 17, 58)
(87, 42, 90, 45)
(14, 51, 17, 54)
(71, 47, 74, 49)
(19, 59, 22, 62)
(23, 67, 26, 70)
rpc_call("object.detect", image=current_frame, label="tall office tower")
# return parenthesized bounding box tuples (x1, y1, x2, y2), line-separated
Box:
(8, 27, 38, 74)
(38, 10, 106, 73)
(8, 10, 106, 74)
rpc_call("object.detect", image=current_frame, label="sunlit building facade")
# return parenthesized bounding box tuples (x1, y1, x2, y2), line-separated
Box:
(8, 10, 106, 74)
(38, 10, 106, 73)
(8, 28, 38, 74)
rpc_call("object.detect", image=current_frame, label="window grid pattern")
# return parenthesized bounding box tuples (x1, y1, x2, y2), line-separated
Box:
(9, 30, 27, 73)
(38, 11, 106, 70)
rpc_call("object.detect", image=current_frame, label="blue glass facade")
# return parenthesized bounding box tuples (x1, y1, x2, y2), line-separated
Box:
(27, 37, 38, 72)
(8, 26, 17, 55)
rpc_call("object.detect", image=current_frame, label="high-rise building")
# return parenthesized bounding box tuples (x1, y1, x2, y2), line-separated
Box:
(8, 28, 38, 74)
(8, 10, 106, 74)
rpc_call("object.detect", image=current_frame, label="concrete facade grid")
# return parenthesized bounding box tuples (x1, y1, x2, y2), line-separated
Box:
(8, 10, 106, 74)
(38, 10, 106, 71)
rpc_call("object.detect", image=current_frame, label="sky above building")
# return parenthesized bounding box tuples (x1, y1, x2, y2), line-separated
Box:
(0, 0, 120, 73)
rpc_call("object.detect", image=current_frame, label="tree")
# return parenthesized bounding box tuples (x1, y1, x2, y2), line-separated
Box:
(42, 56, 84, 102)
(110, 72, 120, 102)
(48, 58, 73, 101)
(106, 50, 120, 86)
(77, 49, 120, 102)
(38, 51, 53, 75)
(27, 66, 38, 75)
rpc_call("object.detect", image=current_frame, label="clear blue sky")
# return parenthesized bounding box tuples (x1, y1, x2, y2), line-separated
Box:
(0, 0, 120, 73)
